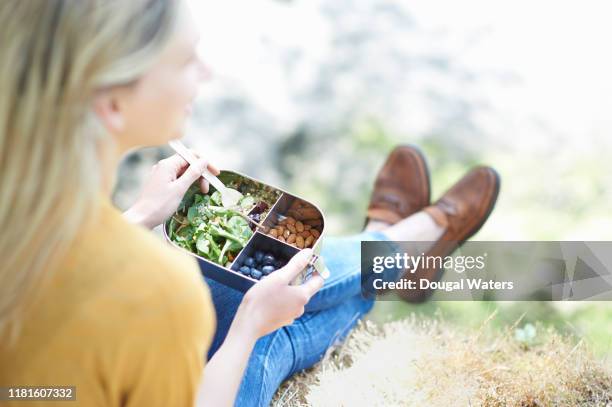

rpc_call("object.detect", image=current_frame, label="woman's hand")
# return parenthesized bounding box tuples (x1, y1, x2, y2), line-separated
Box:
(232, 248, 325, 340)
(196, 249, 324, 407)
(123, 152, 220, 229)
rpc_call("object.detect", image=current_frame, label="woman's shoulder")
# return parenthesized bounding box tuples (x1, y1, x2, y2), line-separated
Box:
(6, 204, 215, 400)
(72, 198, 198, 277)
(55, 199, 212, 325)
(13, 200, 215, 378)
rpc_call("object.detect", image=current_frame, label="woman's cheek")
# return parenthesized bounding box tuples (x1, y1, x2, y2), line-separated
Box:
(170, 75, 195, 111)
(163, 80, 189, 115)
(158, 67, 201, 138)
(184, 63, 204, 97)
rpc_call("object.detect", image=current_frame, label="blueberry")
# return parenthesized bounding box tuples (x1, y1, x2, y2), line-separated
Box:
(254, 251, 265, 263)
(251, 269, 263, 279)
(243, 257, 255, 267)
(239, 266, 251, 275)
(262, 254, 276, 266)
(262, 265, 275, 275)
(274, 259, 285, 269)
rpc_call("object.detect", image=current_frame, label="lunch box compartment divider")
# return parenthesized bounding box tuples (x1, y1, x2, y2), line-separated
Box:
(193, 256, 255, 292)
(230, 231, 300, 272)
(261, 193, 325, 232)
(164, 170, 326, 292)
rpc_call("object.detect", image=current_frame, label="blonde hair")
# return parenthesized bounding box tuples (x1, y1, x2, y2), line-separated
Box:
(0, 0, 178, 341)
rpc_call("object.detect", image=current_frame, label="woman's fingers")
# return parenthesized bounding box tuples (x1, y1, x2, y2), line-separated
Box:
(157, 154, 189, 176)
(274, 249, 313, 284)
(207, 162, 221, 176)
(300, 273, 324, 299)
(173, 158, 209, 193)
(199, 177, 210, 194)
(161, 147, 219, 193)
(190, 149, 220, 175)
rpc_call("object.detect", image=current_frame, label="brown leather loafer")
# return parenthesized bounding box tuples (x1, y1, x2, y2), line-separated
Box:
(397, 166, 500, 302)
(366, 145, 430, 226)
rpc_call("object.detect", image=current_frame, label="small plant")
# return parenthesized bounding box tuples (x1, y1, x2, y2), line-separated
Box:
(514, 322, 537, 346)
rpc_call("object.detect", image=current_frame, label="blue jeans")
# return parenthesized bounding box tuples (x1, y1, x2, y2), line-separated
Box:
(205, 231, 390, 407)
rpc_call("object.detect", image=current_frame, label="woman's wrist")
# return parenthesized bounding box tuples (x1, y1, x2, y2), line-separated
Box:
(197, 311, 258, 407)
(225, 323, 258, 353)
(123, 201, 158, 229)
(228, 307, 260, 346)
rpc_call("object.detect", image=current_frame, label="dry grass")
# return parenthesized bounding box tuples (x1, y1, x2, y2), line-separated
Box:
(271, 314, 612, 407)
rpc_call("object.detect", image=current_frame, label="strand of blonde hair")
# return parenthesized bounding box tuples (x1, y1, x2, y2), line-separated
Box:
(0, 0, 178, 343)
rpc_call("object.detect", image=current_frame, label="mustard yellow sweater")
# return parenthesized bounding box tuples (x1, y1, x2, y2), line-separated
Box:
(0, 197, 215, 406)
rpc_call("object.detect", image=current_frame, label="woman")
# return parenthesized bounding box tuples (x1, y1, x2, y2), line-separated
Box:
(0, 1, 499, 406)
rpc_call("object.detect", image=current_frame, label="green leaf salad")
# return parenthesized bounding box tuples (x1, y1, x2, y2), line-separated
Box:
(166, 185, 279, 266)
(167, 187, 256, 267)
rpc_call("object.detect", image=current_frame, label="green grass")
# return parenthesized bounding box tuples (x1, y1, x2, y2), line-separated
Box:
(368, 300, 612, 359)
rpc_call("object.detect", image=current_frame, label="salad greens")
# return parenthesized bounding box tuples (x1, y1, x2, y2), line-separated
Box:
(167, 186, 256, 267)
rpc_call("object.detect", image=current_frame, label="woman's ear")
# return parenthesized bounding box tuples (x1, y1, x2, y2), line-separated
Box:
(92, 89, 126, 135)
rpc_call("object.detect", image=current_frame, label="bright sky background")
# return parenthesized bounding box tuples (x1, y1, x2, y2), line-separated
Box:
(188, 0, 612, 150)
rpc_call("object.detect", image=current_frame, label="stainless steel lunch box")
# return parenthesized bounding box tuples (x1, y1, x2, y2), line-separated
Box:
(163, 170, 326, 292)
